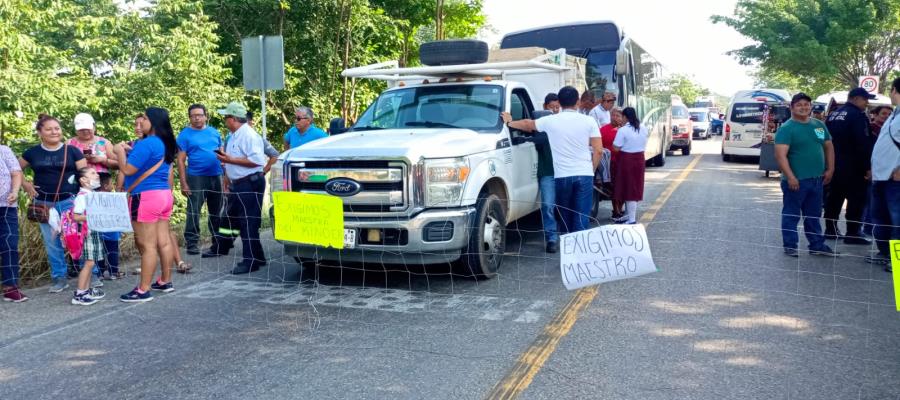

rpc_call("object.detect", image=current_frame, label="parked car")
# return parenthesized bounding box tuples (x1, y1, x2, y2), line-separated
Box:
(669, 102, 692, 155)
(688, 107, 711, 140)
(722, 89, 791, 161)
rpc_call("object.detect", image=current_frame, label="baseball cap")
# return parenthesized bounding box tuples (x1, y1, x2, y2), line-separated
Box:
(790, 92, 812, 106)
(848, 87, 877, 100)
(73, 113, 95, 131)
(217, 102, 248, 118)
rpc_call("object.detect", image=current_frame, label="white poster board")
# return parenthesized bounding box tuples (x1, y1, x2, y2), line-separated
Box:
(85, 192, 133, 233)
(560, 224, 657, 290)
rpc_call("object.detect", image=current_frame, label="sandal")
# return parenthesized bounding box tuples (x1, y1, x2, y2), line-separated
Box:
(176, 260, 192, 274)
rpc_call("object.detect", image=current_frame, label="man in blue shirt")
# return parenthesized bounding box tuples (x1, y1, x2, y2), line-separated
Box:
(176, 103, 224, 255)
(283, 106, 328, 151)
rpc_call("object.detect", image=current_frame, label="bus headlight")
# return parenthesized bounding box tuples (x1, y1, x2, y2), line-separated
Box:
(424, 158, 470, 207)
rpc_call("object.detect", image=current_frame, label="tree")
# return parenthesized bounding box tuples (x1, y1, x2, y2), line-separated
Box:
(663, 75, 709, 106)
(712, 0, 900, 93)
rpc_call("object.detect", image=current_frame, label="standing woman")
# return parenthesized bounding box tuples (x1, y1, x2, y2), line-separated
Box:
(21, 115, 88, 292)
(68, 113, 122, 279)
(115, 108, 178, 303)
(612, 107, 649, 224)
(0, 143, 26, 302)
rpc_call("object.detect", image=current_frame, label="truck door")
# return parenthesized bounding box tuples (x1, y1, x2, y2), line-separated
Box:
(507, 88, 540, 220)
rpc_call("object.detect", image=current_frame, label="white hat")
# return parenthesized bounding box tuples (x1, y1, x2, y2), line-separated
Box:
(74, 113, 95, 131)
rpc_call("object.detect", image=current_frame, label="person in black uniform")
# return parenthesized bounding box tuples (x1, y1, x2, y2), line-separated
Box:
(824, 87, 877, 244)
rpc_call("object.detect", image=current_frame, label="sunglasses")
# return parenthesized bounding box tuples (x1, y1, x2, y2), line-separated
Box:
(296, 116, 310, 121)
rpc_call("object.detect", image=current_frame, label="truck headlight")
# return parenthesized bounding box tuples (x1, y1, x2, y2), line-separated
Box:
(424, 158, 470, 207)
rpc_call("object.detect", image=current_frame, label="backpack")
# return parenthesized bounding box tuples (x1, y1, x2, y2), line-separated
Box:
(60, 209, 89, 261)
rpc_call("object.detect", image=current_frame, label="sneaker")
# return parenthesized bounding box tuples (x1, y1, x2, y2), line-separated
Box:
(2, 287, 28, 303)
(71, 290, 98, 306)
(784, 248, 799, 258)
(120, 288, 153, 303)
(864, 254, 890, 265)
(91, 275, 103, 288)
(86, 288, 105, 300)
(186, 247, 200, 256)
(809, 246, 841, 257)
(843, 235, 872, 245)
(150, 280, 174, 293)
(49, 278, 69, 293)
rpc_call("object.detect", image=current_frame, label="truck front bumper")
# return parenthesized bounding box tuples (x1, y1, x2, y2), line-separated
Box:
(281, 207, 476, 265)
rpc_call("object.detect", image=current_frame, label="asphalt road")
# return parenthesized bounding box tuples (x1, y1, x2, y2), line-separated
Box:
(2, 136, 898, 399)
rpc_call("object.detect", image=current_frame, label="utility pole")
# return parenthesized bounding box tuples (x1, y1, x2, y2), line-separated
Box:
(435, 0, 444, 40)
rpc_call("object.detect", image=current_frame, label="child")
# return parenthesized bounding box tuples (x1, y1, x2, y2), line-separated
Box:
(70, 167, 106, 305)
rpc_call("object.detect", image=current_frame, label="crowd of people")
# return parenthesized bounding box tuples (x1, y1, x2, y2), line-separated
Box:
(775, 78, 900, 270)
(504, 85, 649, 254)
(0, 102, 329, 304)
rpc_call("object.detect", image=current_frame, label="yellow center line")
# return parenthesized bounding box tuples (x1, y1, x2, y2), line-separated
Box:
(485, 154, 703, 400)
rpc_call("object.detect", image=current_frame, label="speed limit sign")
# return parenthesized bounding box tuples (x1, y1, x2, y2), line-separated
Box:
(859, 76, 879, 93)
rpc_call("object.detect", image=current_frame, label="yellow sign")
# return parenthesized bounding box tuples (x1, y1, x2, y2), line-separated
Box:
(892, 240, 900, 312)
(273, 192, 344, 249)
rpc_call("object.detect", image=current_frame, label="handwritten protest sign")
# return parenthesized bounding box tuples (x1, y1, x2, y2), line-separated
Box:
(891, 240, 900, 312)
(85, 192, 132, 233)
(273, 192, 344, 249)
(560, 224, 657, 290)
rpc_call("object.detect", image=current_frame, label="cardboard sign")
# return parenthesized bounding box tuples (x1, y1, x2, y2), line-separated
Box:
(859, 76, 879, 94)
(560, 224, 657, 290)
(891, 240, 900, 312)
(273, 192, 344, 249)
(85, 192, 133, 233)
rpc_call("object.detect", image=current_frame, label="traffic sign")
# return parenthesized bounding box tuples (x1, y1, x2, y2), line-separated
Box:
(859, 75, 879, 94)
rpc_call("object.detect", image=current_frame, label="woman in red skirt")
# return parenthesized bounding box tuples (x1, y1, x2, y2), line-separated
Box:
(612, 107, 648, 224)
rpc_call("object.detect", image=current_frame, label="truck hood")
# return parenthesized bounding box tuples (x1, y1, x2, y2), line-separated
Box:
(282, 128, 501, 162)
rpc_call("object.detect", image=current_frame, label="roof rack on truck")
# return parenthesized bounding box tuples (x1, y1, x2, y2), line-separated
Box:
(341, 48, 571, 82)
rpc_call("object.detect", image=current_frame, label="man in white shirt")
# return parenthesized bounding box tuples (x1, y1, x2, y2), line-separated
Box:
(206, 102, 268, 274)
(867, 78, 900, 269)
(589, 92, 617, 127)
(504, 86, 603, 233)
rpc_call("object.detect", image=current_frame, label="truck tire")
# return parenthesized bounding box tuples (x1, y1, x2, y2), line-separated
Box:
(455, 193, 506, 279)
(420, 40, 489, 66)
(683, 144, 691, 156)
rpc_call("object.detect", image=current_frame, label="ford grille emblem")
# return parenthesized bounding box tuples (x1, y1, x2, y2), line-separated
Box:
(325, 178, 362, 197)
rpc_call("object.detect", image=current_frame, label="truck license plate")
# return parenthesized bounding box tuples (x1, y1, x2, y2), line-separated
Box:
(343, 229, 357, 249)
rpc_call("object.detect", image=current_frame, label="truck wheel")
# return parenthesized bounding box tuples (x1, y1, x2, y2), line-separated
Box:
(683, 144, 691, 156)
(420, 40, 489, 66)
(456, 193, 506, 279)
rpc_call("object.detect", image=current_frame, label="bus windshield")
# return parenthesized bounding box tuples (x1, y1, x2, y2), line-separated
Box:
(353, 85, 505, 133)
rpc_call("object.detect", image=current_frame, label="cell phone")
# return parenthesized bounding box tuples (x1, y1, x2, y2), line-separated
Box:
(214, 149, 225, 156)
(82, 148, 93, 156)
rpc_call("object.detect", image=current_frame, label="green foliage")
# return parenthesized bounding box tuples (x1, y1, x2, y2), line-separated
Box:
(661, 74, 710, 106)
(713, 0, 900, 93)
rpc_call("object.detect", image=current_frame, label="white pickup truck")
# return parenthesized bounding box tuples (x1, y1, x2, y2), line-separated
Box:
(270, 41, 586, 279)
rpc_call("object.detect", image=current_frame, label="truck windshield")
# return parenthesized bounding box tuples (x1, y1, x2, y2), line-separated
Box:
(353, 84, 505, 133)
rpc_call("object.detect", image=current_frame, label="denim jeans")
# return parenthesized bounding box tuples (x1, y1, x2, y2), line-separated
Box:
(0, 207, 20, 286)
(213, 174, 266, 267)
(184, 174, 223, 251)
(555, 175, 593, 234)
(781, 177, 826, 250)
(539, 176, 558, 243)
(35, 197, 74, 279)
(97, 238, 120, 275)
(871, 180, 900, 256)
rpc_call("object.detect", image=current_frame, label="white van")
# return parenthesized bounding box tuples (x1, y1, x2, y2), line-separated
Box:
(722, 89, 792, 161)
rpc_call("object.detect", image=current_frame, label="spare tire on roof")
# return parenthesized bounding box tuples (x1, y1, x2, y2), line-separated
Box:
(419, 40, 489, 66)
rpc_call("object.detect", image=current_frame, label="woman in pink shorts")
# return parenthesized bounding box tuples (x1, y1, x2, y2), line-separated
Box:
(114, 108, 179, 303)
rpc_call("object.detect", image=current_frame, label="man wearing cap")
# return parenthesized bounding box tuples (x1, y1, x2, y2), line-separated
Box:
(205, 102, 267, 274)
(823, 87, 877, 244)
(774, 93, 838, 257)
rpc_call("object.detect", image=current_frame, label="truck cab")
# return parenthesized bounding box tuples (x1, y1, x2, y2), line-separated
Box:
(270, 46, 578, 279)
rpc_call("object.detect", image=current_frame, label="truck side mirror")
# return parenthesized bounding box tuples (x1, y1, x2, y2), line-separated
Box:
(329, 117, 347, 135)
(615, 49, 628, 76)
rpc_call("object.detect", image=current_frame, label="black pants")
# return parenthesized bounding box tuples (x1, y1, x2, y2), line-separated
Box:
(212, 173, 266, 268)
(184, 174, 223, 251)
(823, 175, 868, 236)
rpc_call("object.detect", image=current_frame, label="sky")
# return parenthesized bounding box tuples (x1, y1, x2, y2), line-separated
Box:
(479, 0, 756, 97)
